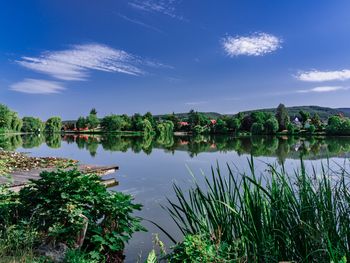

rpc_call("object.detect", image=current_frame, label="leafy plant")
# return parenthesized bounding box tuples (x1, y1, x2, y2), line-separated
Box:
(162, 158, 350, 262)
(0, 169, 145, 261)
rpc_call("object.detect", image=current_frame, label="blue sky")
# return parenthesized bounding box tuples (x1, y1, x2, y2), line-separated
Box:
(1, 0, 350, 120)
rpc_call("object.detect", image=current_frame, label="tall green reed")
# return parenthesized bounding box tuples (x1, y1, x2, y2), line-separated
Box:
(165, 158, 350, 262)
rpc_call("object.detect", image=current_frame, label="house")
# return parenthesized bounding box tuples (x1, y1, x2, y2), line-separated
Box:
(292, 117, 302, 128)
(178, 121, 189, 126)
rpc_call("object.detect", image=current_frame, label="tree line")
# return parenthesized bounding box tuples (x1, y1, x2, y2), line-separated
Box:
(1, 103, 350, 136)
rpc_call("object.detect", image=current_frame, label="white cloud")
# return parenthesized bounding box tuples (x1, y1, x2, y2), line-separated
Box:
(17, 43, 146, 81)
(222, 33, 282, 56)
(185, 101, 208, 106)
(129, 0, 183, 20)
(117, 13, 163, 33)
(297, 86, 349, 93)
(10, 79, 65, 94)
(296, 70, 350, 82)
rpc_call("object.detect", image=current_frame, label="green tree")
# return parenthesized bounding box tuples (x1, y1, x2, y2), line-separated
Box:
(264, 117, 279, 134)
(287, 123, 295, 134)
(10, 112, 23, 132)
(213, 119, 228, 134)
(143, 112, 156, 128)
(299, 110, 310, 127)
(45, 117, 62, 133)
(251, 123, 264, 135)
(86, 114, 99, 131)
(121, 114, 132, 130)
(164, 113, 181, 131)
(22, 117, 44, 133)
(276, 103, 290, 131)
(308, 124, 316, 134)
(131, 113, 144, 131)
(240, 115, 253, 132)
(143, 119, 154, 135)
(90, 108, 97, 115)
(227, 117, 241, 132)
(100, 115, 123, 132)
(311, 113, 322, 129)
(76, 117, 87, 129)
(0, 104, 13, 131)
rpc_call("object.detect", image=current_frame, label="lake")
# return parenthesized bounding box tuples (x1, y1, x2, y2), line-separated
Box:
(1, 133, 350, 262)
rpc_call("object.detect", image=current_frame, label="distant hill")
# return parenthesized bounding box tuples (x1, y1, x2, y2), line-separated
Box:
(238, 106, 350, 120)
(158, 106, 349, 121)
(63, 106, 350, 123)
(155, 112, 222, 120)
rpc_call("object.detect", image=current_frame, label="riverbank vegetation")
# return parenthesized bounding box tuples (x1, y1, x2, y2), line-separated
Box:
(0, 169, 144, 262)
(2, 103, 350, 137)
(147, 159, 350, 262)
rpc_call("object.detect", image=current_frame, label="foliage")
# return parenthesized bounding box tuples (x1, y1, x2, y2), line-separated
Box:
(90, 108, 97, 115)
(101, 114, 124, 132)
(45, 116, 62, 133)
(287, 122, 295, 134)
(326, 115, 350, 135)
(264, 117, 279, 134)
(212, 119, 228, 134)
(299, 110, 310, 127)
(276, 103, 290, 130)
(192, 125, 209, 135)
(0, 169, 144, 261)
(311, 113, 322, 129)
(22, 117, 44, 133)
(131, 113, 144, 131)
(250, 122, 264, 135)
(86, 114, 99, 131)
(163, 159, 350, 262)
(0, 104, 22, 133)
(187, 110, 210, 128)
(76, 117, 87, 130)
(156, 121, 174, 138)
(143, 119, 155, 135)
(308, 124, 316, 134)
(169, 234, 233, 262)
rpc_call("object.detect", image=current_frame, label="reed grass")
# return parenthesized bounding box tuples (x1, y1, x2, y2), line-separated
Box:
(165, 158, 350, 262)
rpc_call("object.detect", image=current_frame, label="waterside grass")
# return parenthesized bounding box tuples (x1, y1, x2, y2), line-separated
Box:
(164, 158, 350, 262)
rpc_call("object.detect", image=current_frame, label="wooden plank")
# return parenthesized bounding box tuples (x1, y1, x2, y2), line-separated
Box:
(3, 164, 119, 192)
(101, 178, 119, 188)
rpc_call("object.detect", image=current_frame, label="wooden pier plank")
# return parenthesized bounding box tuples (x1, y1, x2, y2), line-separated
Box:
(1, 164, 119, 191)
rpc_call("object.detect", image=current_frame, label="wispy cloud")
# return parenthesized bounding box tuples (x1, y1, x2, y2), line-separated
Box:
(129, 0, 184, 20)
(10, 79, 65, 94)
(185, 101, 208, 106)
(16, 43, 147, 81)
(297, 86, 349, 93)
(222, 33, 282, 57)
(296, 69, 350, 82)
(117, 13, 163, 33)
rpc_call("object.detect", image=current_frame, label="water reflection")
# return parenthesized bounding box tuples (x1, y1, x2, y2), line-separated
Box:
(1, 134, 350, 162)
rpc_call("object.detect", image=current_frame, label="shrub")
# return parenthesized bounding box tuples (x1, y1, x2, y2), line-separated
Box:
(250, 122, 264, 135)
(1, 169, 145, 261)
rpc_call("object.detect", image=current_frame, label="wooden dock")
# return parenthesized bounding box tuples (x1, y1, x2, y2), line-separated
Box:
(0, 164, 119, 192)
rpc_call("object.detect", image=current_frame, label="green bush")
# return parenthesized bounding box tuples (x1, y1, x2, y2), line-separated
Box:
(250, 122, 264, 135)
(0, 169, 145, 261)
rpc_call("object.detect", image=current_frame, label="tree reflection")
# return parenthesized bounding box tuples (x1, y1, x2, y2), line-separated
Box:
(2, 133, 350, 162)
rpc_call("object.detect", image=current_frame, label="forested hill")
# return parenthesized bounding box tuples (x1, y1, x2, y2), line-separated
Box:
(161, 106, 350, 121)
(63, 106, 349, 124)
(238, 106, 350, 120)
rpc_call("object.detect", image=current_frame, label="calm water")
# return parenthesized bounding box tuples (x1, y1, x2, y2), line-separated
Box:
(2, 134, 350, 262)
